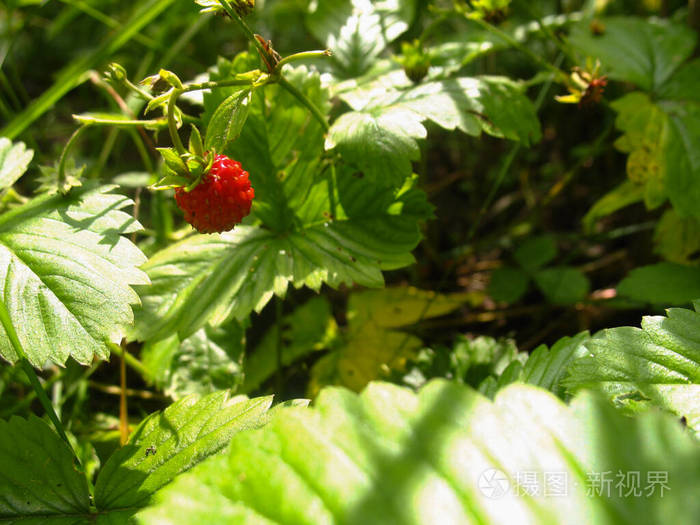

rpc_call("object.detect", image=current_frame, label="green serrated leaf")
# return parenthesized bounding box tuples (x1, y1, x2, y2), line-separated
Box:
(479, 332, 590, 399)
(564, 306, 700, 435)
(653, 208, 700, 264)
(94, 390, 273, 510)
(138, 381, 700, 525)
(0, 138, 33, 191)
(569, 16, 697, 91)
(582, 180, 645, 233)
(488, 266, 530, 303)
(310, 287, 480, 394)
(142, 322, 246, 400)
(0, 415, 90, 521)
(205, 89, 252, 153)
(611, 92, 670, 209)
(617, 262, 700, 306)
(663, 102, 700, 220)
(131, 167, 431, 343)
(328, 77, 541, 185)
(326, 108, 425, 187)
(514, 234, 557, 272)
(534, 267, 590, 304)
(0, 184, 148, 367)
(307, 0, 416, 77)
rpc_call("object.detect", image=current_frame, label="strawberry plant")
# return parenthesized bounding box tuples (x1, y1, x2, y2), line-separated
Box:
(0, 0, 699, 523)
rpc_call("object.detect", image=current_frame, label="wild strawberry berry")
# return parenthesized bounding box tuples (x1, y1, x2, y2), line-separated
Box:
(174, 154, 254, 234)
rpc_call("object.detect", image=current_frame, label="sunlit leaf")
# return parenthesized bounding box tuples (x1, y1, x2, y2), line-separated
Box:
(0, 185, 148, 367)
(138, 381, 700, 525)
(0, 138, 33, 191)
(0, 415, 90, 522)
(564, 305, 700, 435)
(94, 391, 273, 510)
(569, 16, 697, 91)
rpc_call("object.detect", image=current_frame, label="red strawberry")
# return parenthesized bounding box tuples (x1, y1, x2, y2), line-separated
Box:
(175, 154, 254, 233)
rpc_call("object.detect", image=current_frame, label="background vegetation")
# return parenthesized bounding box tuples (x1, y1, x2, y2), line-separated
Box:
(0, 0, 699, 523)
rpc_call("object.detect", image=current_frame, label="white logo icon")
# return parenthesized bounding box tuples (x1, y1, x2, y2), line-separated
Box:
(478, 468, 510, 499)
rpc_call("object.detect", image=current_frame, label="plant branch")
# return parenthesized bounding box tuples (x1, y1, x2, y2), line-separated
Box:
(275, 49, 332, 71)
(278, 76, 329, 131)
(467, 15, 570, 85)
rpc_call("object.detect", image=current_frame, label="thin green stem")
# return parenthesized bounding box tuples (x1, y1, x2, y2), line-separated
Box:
(468, 16, 570, 85)
(517, 1, 579, 65)
(167, 88, 186, 155)
(215, 1, 329, 130)
(218, 0, 272, 65)
(275, 297, 284, 395)
(181, 77, 259, 94)
(73, 114, 166, 128)
(58, 125, 89, 189)
(107, 341, 152, 381)
(275, 49, 332, 71)
(278, 76, 329, 131)
(0, 298, 79, 461)
(466, 54, 563, 242)
(124, 78, 156, 101)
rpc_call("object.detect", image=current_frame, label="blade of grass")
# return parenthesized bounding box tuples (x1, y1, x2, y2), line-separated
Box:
(1, 0, 177, 140)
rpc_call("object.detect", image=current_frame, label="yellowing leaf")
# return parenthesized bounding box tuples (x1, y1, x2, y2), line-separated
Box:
(654, 208, 700, 264)
(611, 92, 670, 209)
(309, 286, 483, 395)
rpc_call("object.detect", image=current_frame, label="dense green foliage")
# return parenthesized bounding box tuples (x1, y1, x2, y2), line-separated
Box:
(1, 0, 699, 523)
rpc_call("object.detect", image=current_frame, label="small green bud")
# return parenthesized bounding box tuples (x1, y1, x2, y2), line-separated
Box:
(104, 63, 127, 85)
(395, 40, 431, 83)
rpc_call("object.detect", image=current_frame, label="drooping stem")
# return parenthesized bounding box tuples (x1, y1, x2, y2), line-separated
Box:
(167, 88, 186, 155)
(57, 125, 88, 188)
(275, 49, 332, 71)
(0, 298, 80, 463)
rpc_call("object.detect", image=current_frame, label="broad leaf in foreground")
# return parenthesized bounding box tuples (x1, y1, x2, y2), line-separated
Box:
(564, 305, 700, 434)
(131, 170, 431, 342)
(94, 391, 273, 511)
(138, 381, 700, 525)
(0, 415, 90, 523)
(0, 185, 148, 367)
